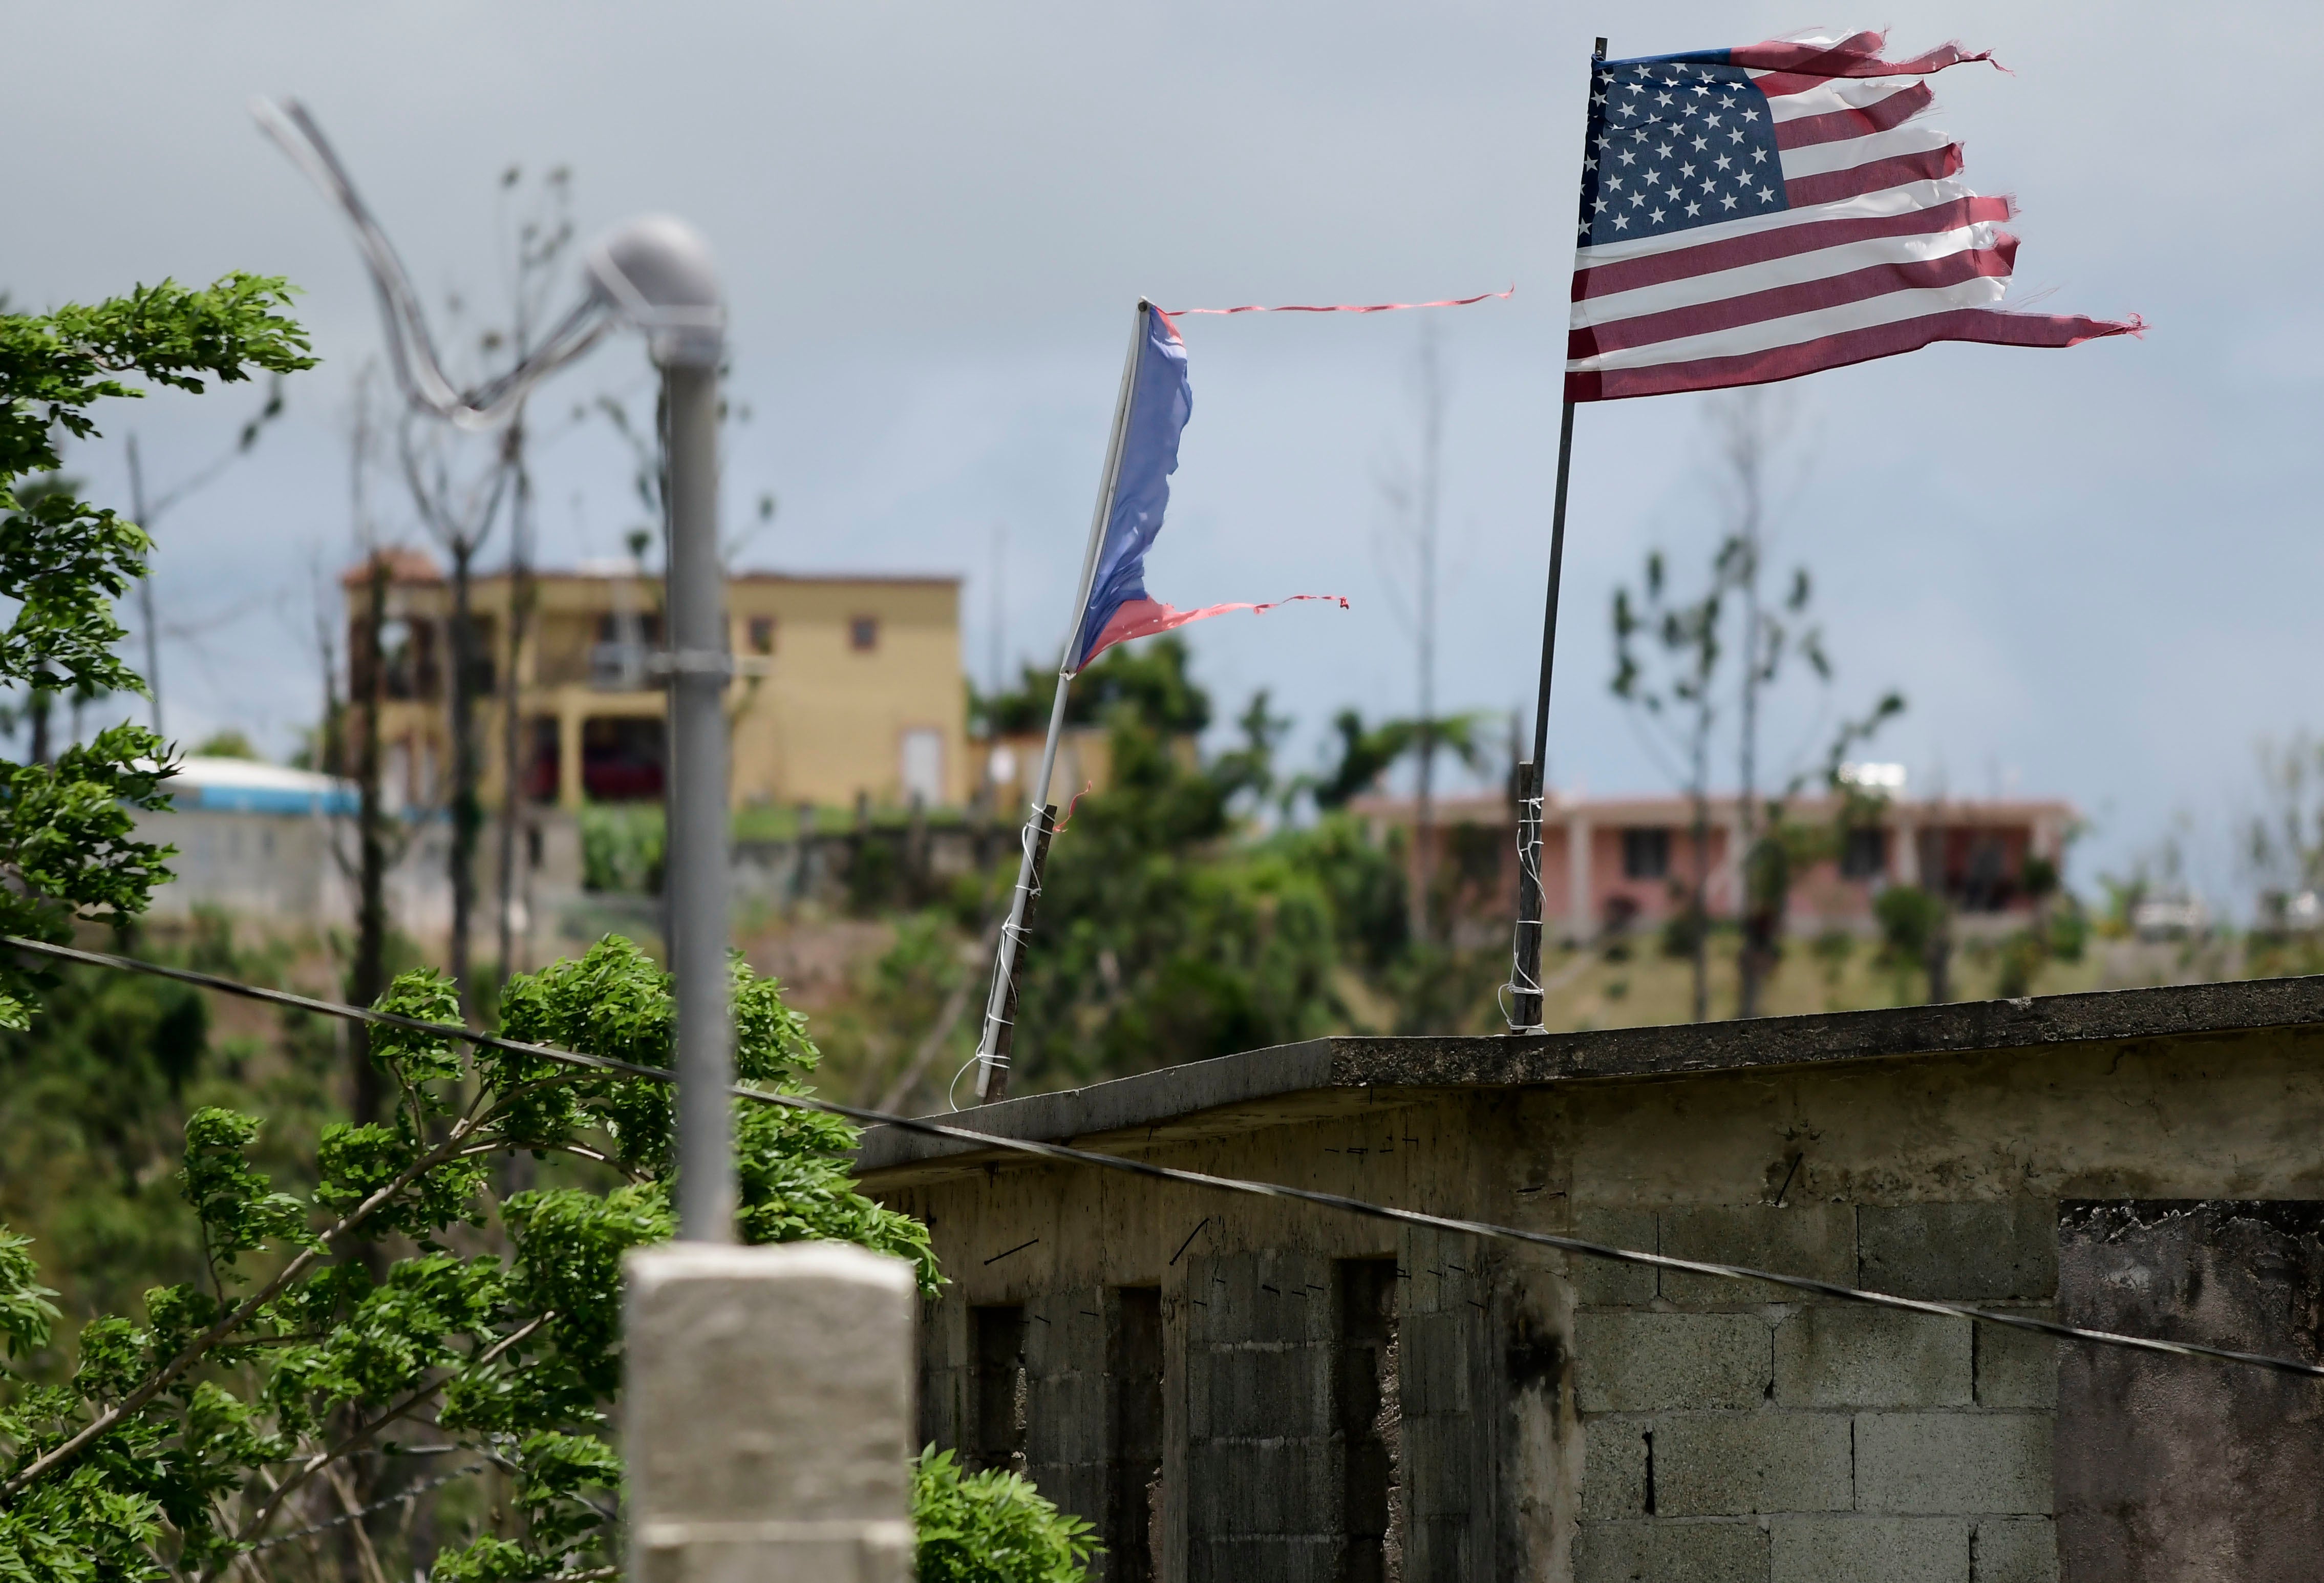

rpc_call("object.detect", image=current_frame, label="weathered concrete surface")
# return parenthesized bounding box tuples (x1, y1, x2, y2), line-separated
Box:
(2055, 1201, 2324, 1582)
(863, 977, 2324, 1580)
(858, 974, 2324, 1179)
(625, 1242, 914, 1583)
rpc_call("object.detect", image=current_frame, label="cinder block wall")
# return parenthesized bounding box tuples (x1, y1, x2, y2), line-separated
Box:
(1569, 1200, 2058, 1583)
(873, 1014, 2324, 1582)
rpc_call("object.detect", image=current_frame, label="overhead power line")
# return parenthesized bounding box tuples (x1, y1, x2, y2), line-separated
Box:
(8, 933, 2321, 1384)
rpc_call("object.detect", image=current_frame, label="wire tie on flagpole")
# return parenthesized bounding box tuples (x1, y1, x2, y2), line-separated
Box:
(1499, 787, 1549, 1032)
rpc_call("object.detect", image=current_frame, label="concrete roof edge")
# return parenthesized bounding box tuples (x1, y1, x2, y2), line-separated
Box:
(853, 974, 2324, 1179)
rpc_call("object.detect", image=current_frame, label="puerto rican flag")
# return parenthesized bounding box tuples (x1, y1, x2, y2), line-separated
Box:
(1568, 31, 2139, 401)
(1072, 305, 1341, 671)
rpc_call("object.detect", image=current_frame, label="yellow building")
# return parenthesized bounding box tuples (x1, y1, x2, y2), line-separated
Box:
(346, 552, 969, 813)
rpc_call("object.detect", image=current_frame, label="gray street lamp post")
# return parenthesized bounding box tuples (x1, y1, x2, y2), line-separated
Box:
(585, 220, 735, 1242)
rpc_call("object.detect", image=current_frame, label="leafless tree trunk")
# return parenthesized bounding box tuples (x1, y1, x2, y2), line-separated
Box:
(399, 415, 508, 1021)
(1413, 332, 1443, 948)
(491, 167, 577, 991)
(446, 535, 482, 1004)
(351, 551, 393, 1129)
(1611, 548, 1723, 1024)
(1713, 392, 1814, 1020)
(1728, 397, 1773, 1016)
(494, 423, 534, 986)
(1377, 327, 1449, 947)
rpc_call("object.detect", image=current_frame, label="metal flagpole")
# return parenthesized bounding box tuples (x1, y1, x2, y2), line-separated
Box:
(1508, 36, 1606, 1035)
(971, 300, 1151, 1103)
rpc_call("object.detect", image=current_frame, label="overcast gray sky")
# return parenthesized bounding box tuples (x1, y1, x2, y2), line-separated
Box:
(8, 1, 2317, 900)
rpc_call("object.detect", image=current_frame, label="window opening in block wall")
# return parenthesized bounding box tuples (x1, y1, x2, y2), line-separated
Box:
(1621, 826, 1671, 880)
(1107, 1287, 1165, 1583)
(1335, 1258, 1403, 1583)
(969, 1304, 1028, 1477)
(1839, 824, 1888, 879)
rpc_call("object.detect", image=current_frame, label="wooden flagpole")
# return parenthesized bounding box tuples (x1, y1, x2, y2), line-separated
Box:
(971, 300, 1152, 1102)
(1509, 37, 1606, 1034)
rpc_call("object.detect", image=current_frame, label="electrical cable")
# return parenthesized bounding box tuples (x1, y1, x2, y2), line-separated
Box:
(9, 932, 2322, 1384)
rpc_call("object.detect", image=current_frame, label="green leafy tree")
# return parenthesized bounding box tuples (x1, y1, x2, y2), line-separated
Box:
(1012, 642, 1352, 1083)
(1300, 708, 1490, 815)
(0, 938, 942, 1581)
(0, 275, 313, 1028)
(912, 1447, 1098, 1583)
(971, 640, 1212, 740)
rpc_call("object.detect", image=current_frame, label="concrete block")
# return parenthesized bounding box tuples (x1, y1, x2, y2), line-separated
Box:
(1972, 1517, 2056, 1582)
(1656, 1413, 1854, 1516)
(1581, 1419, 1649, 1519)
(1855, 1413, 2052, 1515)
(1775, 1308, 1971, 1408)
(1572, 1207, 1659, 1305)
(1190, 1254, 1330, 1345)
(1189, 1343, 1327, 1440)
(1576, 1519, 1769, 1583)
(1771, 1515, 1968, 1583)
(1028, 1368, 1103, 1465)
(1576, 1312, 1771, 1411)
(1859, 1202, 2057, 1301)
(1401, 1415, 1479, 1511)
(1661, 1204, 1858, 1306)
(1972, 1313, 2057, 1410)
(1192, 1536, 1337, 1583)
(1400, 1308, 1475, 1418)
(1405, 1513, 1476, 1583)
(1195, 1438, 1338, 1536)
(626, 1242, 913, 1583)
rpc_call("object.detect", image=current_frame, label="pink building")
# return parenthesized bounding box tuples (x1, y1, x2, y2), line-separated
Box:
(1347, 788, 2076, 944)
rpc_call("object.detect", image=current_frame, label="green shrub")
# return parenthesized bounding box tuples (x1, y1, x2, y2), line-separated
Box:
(2045, 901, 2089, 964)
(580, 803, 665, 893)
(912, 1446, 1099, 1583)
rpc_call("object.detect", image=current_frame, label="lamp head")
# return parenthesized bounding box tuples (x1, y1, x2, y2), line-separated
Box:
(586, 214, 725, 369)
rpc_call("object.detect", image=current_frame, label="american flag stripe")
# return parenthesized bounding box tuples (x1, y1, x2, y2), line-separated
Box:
(1568, 31, 2136, 402)
(1570, 307, 2121, 403)
(1784, 144, 1963, 207)
(1781, 122, 1953, 181)
(1574, 189, 2013, 301)
(1573, 241, 2017, 359)
(1773, 82, 1933, 149)
(1576, 221, 2008, 329)
(1579, 272, 2017, 372)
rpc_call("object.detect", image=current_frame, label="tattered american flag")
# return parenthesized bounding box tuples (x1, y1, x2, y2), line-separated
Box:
(1568, 31, 2139, 401)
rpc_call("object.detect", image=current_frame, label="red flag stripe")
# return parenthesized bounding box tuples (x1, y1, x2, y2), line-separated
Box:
(1773, 81, 1932, 151)
(1785, 144, 1963, 208)
(1565, 306, 2139, 402)
(1733, 33, 1996, 93)
(1574, 193, 2013, 303)
(1570, 241, 2019, 360)
(1157, 287, 1511, 319)
(1076, 593, 1348, 671)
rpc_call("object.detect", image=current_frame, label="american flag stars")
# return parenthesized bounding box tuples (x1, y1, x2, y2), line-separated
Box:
(1575, 60, 1787, 245)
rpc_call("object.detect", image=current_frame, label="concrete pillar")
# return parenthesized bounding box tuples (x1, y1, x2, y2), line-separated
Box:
(1567, 813, 1591, 940)
(1719, 806, 1745, 917)
(1894, 816, 1920, 887)
(559, 705, 585, 811)
(626, 1242, 914, 1582)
